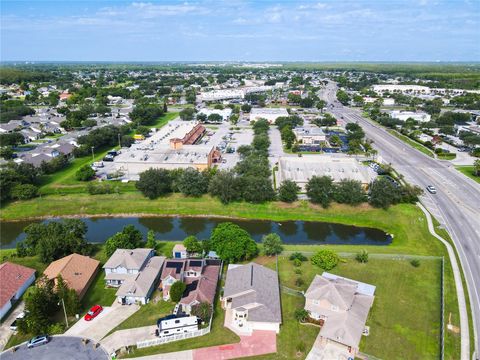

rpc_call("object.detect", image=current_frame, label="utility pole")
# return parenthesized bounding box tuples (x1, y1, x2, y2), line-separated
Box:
(118, 133, 121, 148)
(91, 146, 95, 161)
(59, 298, 69, 328)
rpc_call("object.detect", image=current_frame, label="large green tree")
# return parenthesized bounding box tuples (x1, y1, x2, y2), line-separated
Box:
(334, 179, 366, 205)
(306, 175, 335, 208)
(104, 225, 144, 257)
(210, 222, 258, 262)
(369, 177, 402, 209)
(136, 168, 172, 199)
(278, 180, 300, 203)
(177, 168, 209, 197)
(170, 281, 186, 302)
(262, 233, 284, 256)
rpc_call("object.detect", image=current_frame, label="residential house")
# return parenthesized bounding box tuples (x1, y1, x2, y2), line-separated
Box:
(0, 262, 36, 319)
(179, 259, 220, 314)
(160, 260, 187, 301)
(103, 248, 154, 287)
(116, 256, 166, 305)
(304, 272, 375, 358)
(221, 263, 282, 334)
(172, 244, 188, 259)
(43, 253, 100, 299)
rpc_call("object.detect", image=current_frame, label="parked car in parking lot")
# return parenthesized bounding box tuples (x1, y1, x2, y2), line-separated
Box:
(426, 185, 437, 194)
(84, 305, 103, 321)
(27, 335, 50, 348)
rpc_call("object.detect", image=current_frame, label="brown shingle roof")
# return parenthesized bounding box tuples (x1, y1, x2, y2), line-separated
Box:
(0, 262, 36, 308)
(43, 254, 100, 299)
(180, 264, 219, 306)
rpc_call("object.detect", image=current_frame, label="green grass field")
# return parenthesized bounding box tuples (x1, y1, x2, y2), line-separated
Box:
(455, 165, 480, 183)
(251, 255, 446, 360)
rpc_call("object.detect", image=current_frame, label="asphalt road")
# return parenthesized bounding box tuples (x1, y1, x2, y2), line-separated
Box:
(0, 336, 108, 360)
(321, 82, 480, 360)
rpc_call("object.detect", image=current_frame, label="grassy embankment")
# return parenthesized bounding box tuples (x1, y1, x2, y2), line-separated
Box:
(387, 129, 435, 158)
(455, 165, 480, 184)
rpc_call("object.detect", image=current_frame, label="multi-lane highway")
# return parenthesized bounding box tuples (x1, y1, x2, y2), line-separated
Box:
(321, 82, 480, 360)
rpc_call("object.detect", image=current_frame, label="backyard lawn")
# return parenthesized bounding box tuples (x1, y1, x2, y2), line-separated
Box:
(256, 256, 445, 360)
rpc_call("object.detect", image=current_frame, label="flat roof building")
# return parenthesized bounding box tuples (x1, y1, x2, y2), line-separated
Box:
(249, 108, 289, 124)
(293, 126, 326, 145)
(277, 155, 376, 191)
(390, 110, 431, 123)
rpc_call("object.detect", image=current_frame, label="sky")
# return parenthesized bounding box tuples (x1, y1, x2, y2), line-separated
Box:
(1, 0, 479, 62)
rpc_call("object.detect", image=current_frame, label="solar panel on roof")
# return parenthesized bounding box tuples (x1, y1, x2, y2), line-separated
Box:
(189, 260, 202, 267)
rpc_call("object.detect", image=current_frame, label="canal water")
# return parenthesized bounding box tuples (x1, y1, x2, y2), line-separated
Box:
(0, 216, 391, 249)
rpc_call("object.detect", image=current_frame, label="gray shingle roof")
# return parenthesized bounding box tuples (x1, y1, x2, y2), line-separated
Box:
(223, 263, 281, 323)
(103, 248, 153, 270)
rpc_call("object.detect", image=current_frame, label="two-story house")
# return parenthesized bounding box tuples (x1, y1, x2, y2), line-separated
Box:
(304, 272, 375, 358)
(103, 248, 154, 287)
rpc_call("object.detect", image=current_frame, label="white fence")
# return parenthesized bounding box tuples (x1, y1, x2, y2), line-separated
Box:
(136, 324, 211, 349)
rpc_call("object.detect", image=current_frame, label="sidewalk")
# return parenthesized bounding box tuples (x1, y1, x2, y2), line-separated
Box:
(417, 202, 469, 360)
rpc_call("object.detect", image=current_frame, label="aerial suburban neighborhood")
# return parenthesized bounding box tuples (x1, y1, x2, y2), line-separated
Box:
(0, 1, 480, 360)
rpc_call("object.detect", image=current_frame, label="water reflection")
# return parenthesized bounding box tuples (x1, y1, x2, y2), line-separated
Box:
(0, 216, 391, 248)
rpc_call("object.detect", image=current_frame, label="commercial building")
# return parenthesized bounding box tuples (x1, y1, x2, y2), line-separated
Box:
(43, 254, 100, 299)
(304, 272, 375, 358)
(390, 110, 431, 123)
(197, 108, 232, 122)
(277, 155, 376, 191)
(222, 263, 282, 334)
(293, 126, 326, 145)
(249, 108, 289, 124)
(0, 262, 36, 319)
(107, 121, 220, 179)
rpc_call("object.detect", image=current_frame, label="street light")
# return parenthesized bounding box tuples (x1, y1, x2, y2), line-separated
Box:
(58, 298, 69, 328)
(91, 146, 95, 161)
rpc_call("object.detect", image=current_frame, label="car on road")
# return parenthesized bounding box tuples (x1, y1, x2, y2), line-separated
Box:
(426, 185, 437, 194)
(10, 311, 28, 331)
(84, 305, 103, 321)
(27, 335, 50, 348)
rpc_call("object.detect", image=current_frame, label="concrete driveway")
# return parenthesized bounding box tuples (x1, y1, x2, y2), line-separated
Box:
(0, 336, 108, 360)
(65, 302, 139, 342)
(0, 302, 25, 351)
(101, 325, 157, 354)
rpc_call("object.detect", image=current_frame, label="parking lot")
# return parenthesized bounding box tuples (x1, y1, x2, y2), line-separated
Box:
(0, 336, 108, 360)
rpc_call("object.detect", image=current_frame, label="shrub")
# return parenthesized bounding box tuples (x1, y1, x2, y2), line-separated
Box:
(294, 308, 309, 322)
(355, 249, 369, 263)
(294, 268, 302, 275)
(295, 277, 304, 286)
(10, 183, 38, 200)
(311, 249, 339, 270)
(293, 258, 302, 267)
(86, 182, 115, 194)
(289, 252, 307, 262)
(75, 164, 96, 181)
(410, 259, 421, 267)
(170, 281, 187, 302)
